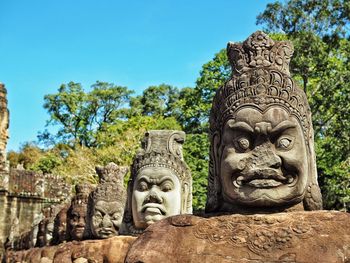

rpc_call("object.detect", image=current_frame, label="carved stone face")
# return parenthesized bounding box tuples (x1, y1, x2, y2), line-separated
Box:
(69, 204, 87, 240)
(91, 200, 123, 238)
(46, 221, 54, 244)
(219, 107, 308, 207)
(36, 220, 46, 247)
(132, 167, 181, 229)
(55, 209, 67, 243)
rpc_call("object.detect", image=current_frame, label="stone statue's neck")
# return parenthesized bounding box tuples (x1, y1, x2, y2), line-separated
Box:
(212, 201, 305, 215)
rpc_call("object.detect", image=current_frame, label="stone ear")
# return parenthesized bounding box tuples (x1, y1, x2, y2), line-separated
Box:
(206, 132, 221, 213)
(303, 129, 323, 210)
(181, 183, 189, 213)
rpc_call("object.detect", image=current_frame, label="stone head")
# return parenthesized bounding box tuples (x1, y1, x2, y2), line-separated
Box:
(206, 31, 322, 213)
(35, 218, 54, 247)
(67, 184, 94, 241)
(52, 204, 69, 245)
(88, 163, 127, 239)
(124, 130, 192, 233)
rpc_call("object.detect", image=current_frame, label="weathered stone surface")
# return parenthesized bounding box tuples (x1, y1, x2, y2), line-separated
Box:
(51, 204, 69, 245)
(207, 31, 322, 214)
(126, 211, 350, 263)
(122, 130, 192, 235)
(5, 236, 136, 263)
(67, 184, 94, 241)
(0, 83, 9, 172)
(88, 163, 127, 239)
(52, 236, 136, 263)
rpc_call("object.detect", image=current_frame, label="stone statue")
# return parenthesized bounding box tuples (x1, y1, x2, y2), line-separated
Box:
(206, 31, 323, 214)
(35, 218, 54, 247)
(88, 163, 127, 239)
(51, 204, 69, 245)
(123, 130, 192, 234)
(0, 83, 9, 171)
(66, 184, 94, 241)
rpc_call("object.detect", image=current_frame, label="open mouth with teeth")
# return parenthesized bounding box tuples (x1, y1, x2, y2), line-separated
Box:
(233, 169, 295, 188)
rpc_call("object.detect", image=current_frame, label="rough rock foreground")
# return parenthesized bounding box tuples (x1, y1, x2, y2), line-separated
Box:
(5, 211, 350, 263)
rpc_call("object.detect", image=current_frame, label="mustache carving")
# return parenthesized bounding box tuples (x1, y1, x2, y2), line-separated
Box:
(237, 168, 291, 184)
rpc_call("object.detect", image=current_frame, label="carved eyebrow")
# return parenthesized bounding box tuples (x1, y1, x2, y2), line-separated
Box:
(270, 120, 296, 135)
(137, 176, 150, 183)
(228, 121, 254, 133)
(94, 206, 106, 214)
(159, 177, 175, 185)
(137, 176, 174, 185)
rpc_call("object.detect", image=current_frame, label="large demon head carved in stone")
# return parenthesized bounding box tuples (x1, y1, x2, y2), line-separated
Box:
(206, 31, 322, 213)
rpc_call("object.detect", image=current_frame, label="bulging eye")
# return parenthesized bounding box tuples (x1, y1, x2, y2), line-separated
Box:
(112, 213, 121, 221)
(161, 183, 173, 192)
(235, 136, 251, 152)
(276, 136, 294, 150)
(138, 181, 148, 191)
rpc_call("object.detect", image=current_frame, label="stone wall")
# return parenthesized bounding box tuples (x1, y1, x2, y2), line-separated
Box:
(0, 169, 71, 258)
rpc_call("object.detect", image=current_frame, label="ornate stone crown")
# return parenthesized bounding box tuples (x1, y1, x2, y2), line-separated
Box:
(92, 163, 127, 202)
(131, 130, 191, 182)
(210, 31, 311, 141)
(132, 151, 191, 182)
(71, 184, 93, 205)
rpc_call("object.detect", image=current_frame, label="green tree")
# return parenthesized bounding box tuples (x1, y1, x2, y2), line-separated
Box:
(42, 81, 133, 148)
(176, 50, 230, 134)
(128, 84, 180, 117)
(257, 0, 350, 211)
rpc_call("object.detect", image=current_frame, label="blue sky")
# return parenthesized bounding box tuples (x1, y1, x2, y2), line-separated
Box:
(0, 0, 274, 151)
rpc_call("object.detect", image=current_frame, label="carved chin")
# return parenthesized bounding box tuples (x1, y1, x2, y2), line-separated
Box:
(96, 228, 117, 238)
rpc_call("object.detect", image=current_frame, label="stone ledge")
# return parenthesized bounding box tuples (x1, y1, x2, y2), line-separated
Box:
(5, 211, 350, 263)
(127, 211, 350, 263)
(4, 236, 136, 263)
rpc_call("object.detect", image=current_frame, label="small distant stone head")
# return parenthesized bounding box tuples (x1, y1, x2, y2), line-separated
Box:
(206, 31, 322, 213)
(67, 184, 93, 241)
(52, 205, 69, 245)
(88, 163, 127, 239)
(124, 130, 192, 233)
(35, 218, 53, 247)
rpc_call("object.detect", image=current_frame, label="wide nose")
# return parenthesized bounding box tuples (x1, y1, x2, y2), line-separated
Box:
(102, 215, 112, 228)
(253, 142, 282, 169)
(77, 216, 85, 226)
(265, 146, 282, 169)
(146, 186, 163, 204)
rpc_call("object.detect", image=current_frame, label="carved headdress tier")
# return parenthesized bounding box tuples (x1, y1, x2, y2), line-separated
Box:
(71, 184, 94, 205)
(132, 130, 191, 182)
(227, 31, 293, 75)
(93, 162, 127, 202)
(211, 31, 311, 141)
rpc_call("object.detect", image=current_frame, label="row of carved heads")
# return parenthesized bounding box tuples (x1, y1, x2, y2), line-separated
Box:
(7, 130, 192, 250)
(5, 31, 324, 251)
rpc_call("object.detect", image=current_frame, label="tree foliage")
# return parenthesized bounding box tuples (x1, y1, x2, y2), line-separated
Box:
(42, 81, 132, 148)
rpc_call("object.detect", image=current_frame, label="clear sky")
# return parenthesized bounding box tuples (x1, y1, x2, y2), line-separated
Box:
(0, 0, 274, 151)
